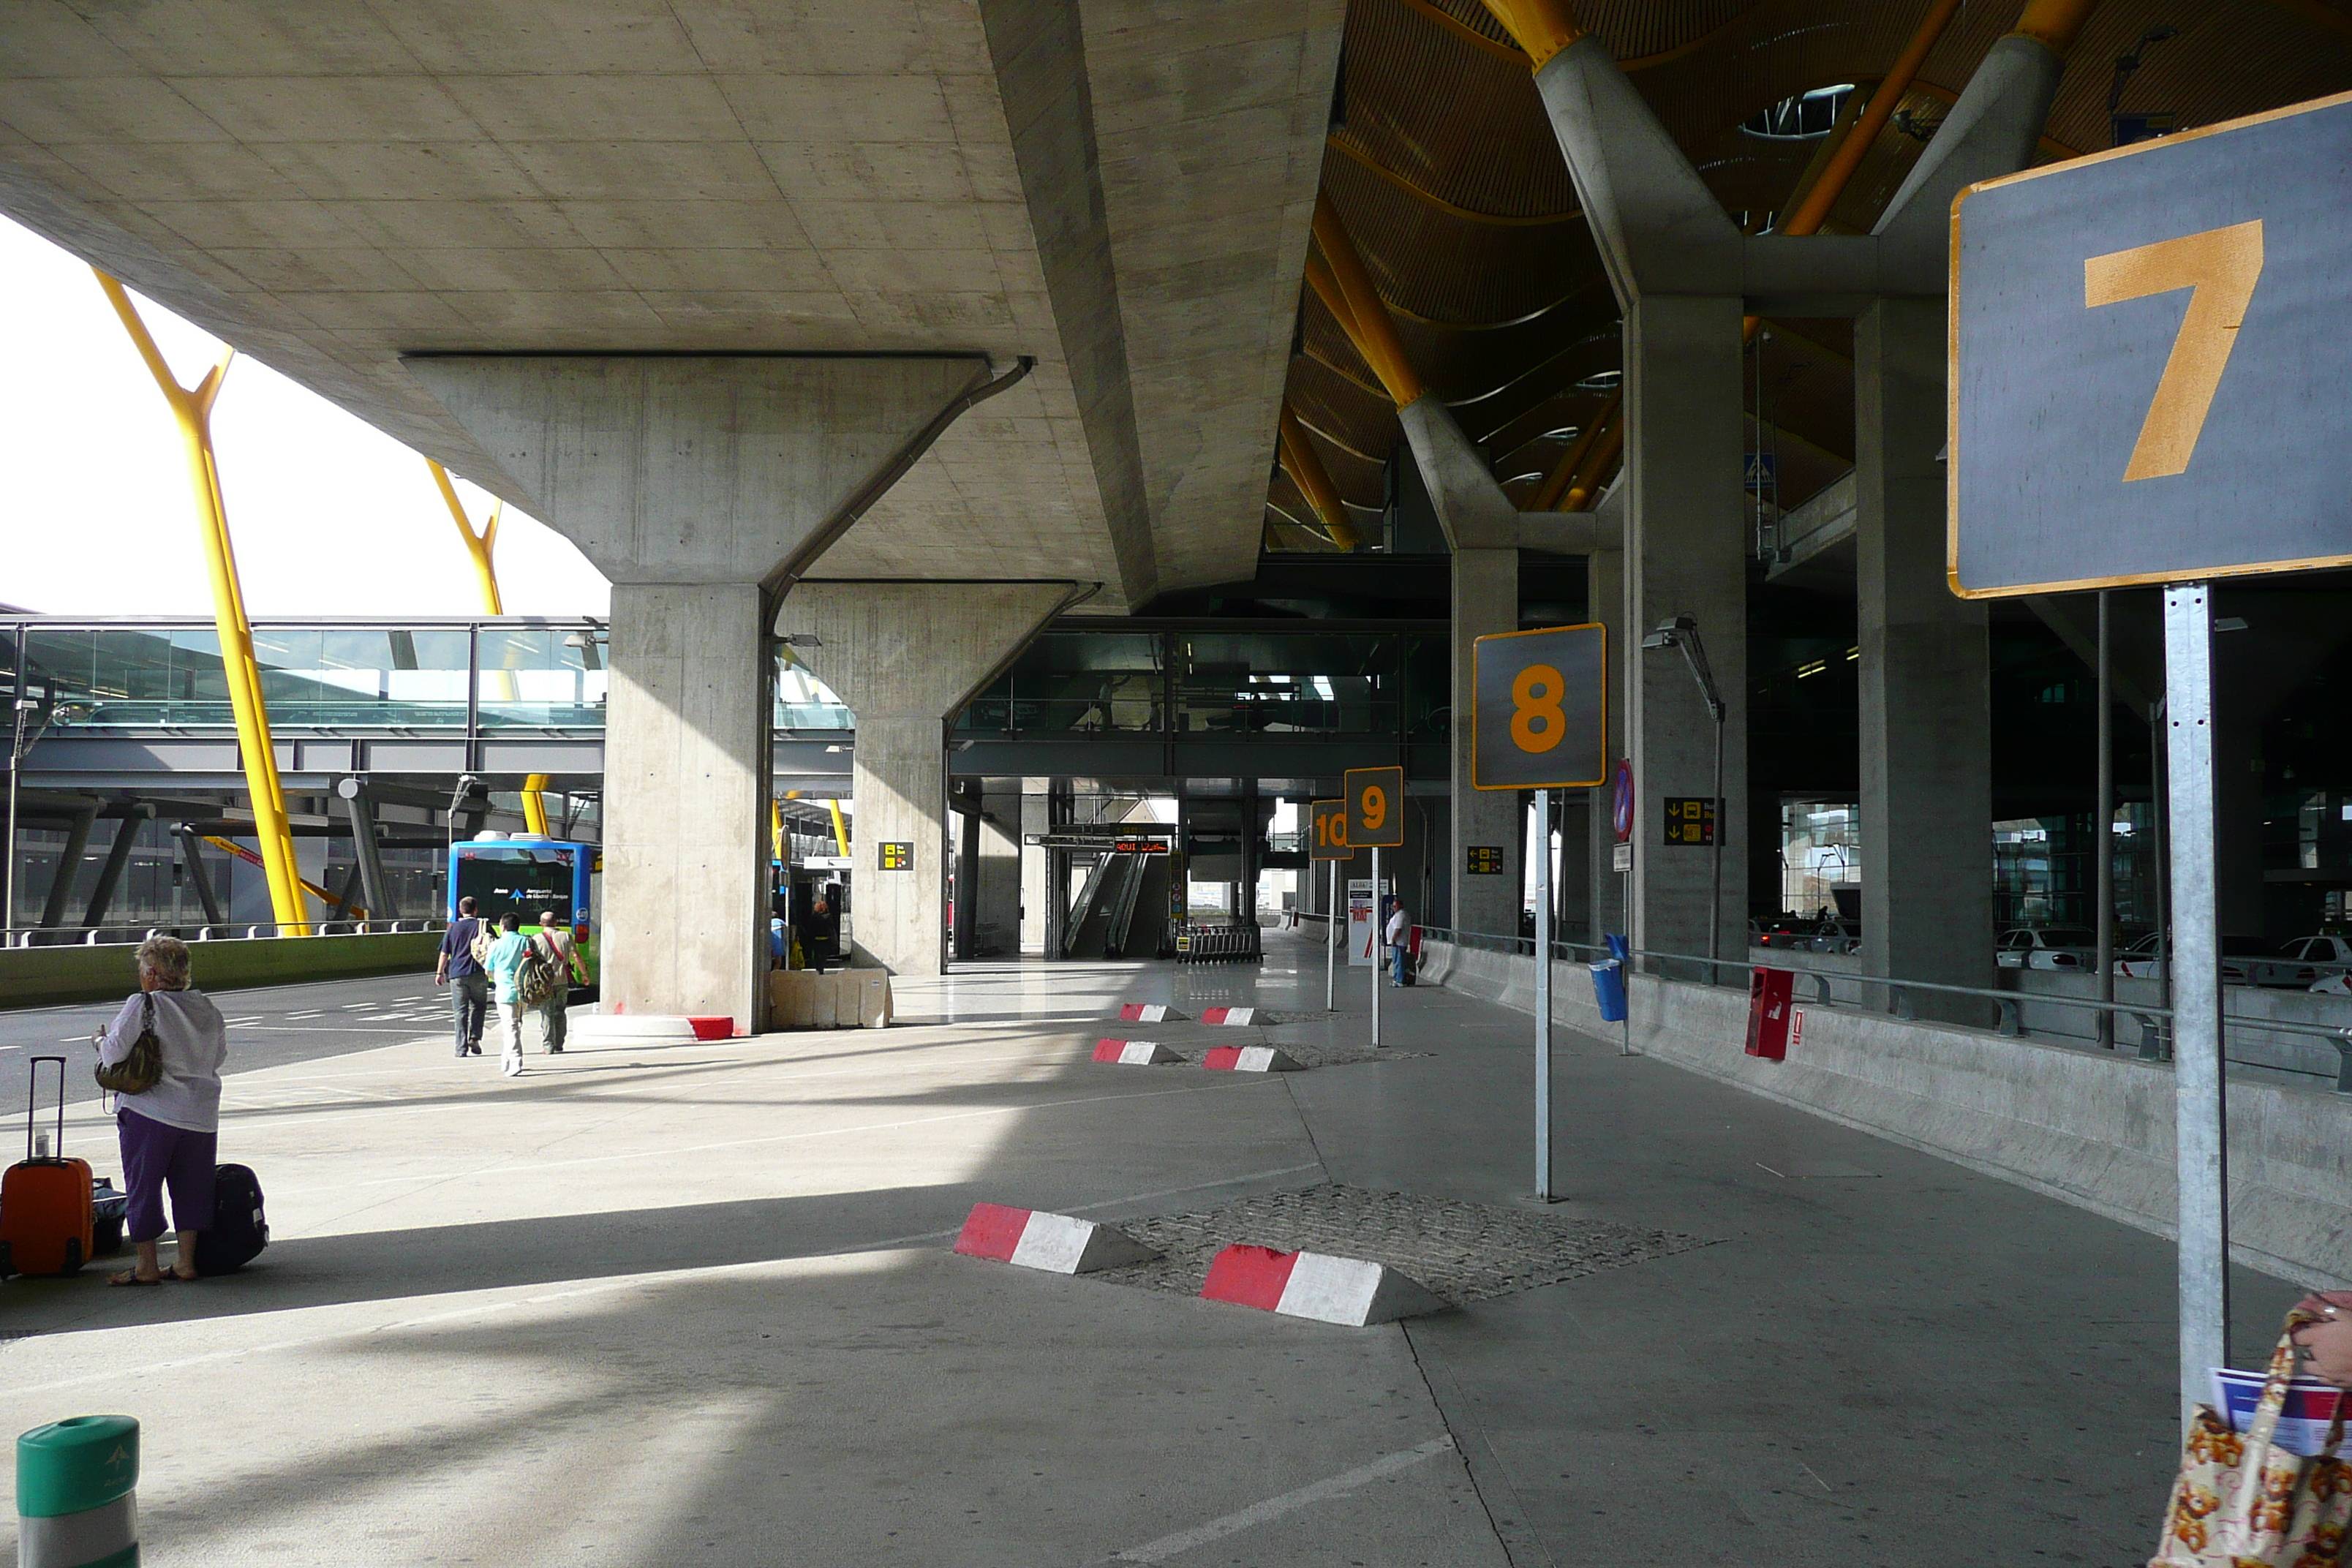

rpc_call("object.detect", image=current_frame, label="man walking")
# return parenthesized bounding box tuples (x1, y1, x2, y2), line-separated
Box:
(435, 895, 489, 1058)
(534, 908, 587, 1055)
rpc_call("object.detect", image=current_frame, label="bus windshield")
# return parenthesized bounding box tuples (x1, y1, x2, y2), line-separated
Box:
(454, 844, 578, 925)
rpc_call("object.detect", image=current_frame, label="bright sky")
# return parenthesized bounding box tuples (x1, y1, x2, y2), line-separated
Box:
(0, 214, 609, 619)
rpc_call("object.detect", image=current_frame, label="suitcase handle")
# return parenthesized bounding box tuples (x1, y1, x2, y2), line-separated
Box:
(26, 1055, 65, 1163)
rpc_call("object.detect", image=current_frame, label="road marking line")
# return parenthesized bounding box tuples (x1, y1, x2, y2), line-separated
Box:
(1104, 1436, 1456, 1563)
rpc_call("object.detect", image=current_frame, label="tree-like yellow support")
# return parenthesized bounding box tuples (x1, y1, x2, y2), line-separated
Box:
(429, 459, 552, 835)
(96, 273, 309, 934)
(1276, 404, 1358, 549)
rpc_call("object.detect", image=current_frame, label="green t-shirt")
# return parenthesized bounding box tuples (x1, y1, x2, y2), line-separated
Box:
(484, 931, 531, 1003)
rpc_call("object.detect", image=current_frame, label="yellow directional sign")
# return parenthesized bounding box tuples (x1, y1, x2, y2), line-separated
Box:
(1471, 623, 1606, 791)
(1950, 91, 2352, 595)
(1343, 766, 1404, 849)
(1309, 799, 1349, 861)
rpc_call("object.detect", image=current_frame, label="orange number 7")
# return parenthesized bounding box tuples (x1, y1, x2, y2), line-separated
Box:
(2084, 220, 2264, 481)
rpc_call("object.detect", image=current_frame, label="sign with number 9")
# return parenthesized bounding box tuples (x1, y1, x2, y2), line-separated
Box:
(1472, 624, 1605, 790)
(1344, 766, 1404, 848)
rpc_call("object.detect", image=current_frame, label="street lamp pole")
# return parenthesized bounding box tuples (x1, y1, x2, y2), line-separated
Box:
(1640, 616, 1727, 968)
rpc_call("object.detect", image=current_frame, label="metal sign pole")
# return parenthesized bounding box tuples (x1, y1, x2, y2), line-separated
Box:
(1326, 858, 1337, 1011)
(1534, 787, 1553, 1199)
(2164, 581, 2228, 1427)
(1370, 845, 1383, 1047)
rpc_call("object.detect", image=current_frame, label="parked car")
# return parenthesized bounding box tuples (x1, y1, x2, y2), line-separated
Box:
(2277, 934, 2352, 984)
(2117, 935, 2321, 985)
(1997, 926, 2096, 970)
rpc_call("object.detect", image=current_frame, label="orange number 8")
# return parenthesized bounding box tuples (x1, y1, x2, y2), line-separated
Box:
(1360, 785, 1387, 832)
(1510, 662, 1567, 753)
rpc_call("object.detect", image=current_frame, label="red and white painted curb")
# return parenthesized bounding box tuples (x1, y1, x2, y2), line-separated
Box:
(1199, 1245, 1444, 1326)
(1203, 1045, 1300, 1073)
(954, 1202, 1157, 1274)
(1117, 1003, 1186, 1022)
(1199, 1006, 1259, 1025)
(1091, 1038, 1183, 1066)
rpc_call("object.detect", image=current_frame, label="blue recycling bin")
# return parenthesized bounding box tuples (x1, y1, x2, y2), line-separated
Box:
(1587, 932, 1629, 1022)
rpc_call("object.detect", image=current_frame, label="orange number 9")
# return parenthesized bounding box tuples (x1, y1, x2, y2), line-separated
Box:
(1360, 785, 1387, 832)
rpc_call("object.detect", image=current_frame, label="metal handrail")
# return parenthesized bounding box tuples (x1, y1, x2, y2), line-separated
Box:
(1, 919, 448, 949)
(1414, 924, 2352, 1090)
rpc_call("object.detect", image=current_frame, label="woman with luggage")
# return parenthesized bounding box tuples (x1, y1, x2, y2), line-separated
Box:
(99, 935, 227, 1285)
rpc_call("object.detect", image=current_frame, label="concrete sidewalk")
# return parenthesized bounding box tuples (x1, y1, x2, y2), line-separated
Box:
(0, 932, 2284, 1565)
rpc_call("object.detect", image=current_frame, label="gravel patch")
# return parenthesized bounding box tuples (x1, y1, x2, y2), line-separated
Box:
(1091, 1183, 1718, 1306)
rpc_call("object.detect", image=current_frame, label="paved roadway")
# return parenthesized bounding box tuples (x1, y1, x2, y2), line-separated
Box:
(0, 970, 448, 1137)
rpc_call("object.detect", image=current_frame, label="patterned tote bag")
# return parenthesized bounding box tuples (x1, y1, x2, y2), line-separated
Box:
(2151, 1325, 2352, 1567)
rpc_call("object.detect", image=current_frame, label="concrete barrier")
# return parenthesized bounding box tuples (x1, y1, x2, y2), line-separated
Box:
(766, 969, 892, 1030)
(1420, 937, 2352, 1291)
(1092, 1039, 1182, 1065)
(954, 1203, 1156, 1274)
(1199, 1245, 1443, 1326)
(0, 930, 441, 1009)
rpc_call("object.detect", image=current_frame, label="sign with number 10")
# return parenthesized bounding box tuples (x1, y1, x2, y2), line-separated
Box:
(1471, 624, 1606, 791)
(1343, 766, 1403, 849)
(1309, 799, 1349, 861)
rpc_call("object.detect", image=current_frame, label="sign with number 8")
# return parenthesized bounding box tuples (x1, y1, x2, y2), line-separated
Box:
(1471, 624, 1606, 790)
(1344, 766, 1404, 848)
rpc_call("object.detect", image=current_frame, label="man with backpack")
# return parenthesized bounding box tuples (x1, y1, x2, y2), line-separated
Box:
(482, 913, 535, 1077)
(434, 896, 489, 1058)
(530, 908, 587, 1055)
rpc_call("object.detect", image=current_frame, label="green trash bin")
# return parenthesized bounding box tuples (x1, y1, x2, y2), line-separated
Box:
(18, 1414, 138, 1567)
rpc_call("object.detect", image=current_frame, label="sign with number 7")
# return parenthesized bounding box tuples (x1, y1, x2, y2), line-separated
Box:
(1950, 90, 2352, 595)
(1343, 766, 1404, 848)
(1471, 623, 1606, 791)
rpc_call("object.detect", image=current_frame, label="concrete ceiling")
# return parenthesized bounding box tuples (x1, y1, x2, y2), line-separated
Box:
(0, 0, 1342, 613)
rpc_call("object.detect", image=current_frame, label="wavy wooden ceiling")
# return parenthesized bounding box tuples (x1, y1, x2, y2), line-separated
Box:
(1270, 0, 2352, 549)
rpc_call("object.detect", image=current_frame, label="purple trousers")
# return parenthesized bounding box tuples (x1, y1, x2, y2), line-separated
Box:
(118, 1108, 216, 1244)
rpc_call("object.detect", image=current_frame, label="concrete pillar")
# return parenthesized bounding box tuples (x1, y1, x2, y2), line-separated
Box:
(1856, 299, 1993, 1002)
(602, 583, 769, 1022)
(1587, 541, 1627, 943)
(1624, 296, 1747, 969)
(409, 353, 1000, 1028)
(1395, 396, 1523, 945)
(973, 787, 1021, 958)
(786, 581, 1076, 977)
(1019, 786, 1049, 954)
(1450, 548, 1521, 939)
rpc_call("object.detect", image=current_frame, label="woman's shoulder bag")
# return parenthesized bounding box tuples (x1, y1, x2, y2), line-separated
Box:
(95, 992, 164, 1096)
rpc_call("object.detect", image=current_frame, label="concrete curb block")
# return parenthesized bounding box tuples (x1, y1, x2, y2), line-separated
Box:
(1199, 1245, 1445, 1325)
(1199, 1006, 1258, 1025)
(570, 1014, 699, 1044)
(954, 1202, 1158, 1274)
(1203, 1046, 1300, 1073)
(1117, 1003, 1185, 1022)
(1091, 1038, 1183, 1065)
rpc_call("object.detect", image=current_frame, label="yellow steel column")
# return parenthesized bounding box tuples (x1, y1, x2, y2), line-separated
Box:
(828, 800, 850, 860)
(97, 272, 309, 934)
(430, 459, 551, 834)
(1276, 405, 1358, 549)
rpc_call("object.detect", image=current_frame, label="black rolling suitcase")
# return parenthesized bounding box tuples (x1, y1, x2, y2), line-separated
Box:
(194, 1163, 268, 1275)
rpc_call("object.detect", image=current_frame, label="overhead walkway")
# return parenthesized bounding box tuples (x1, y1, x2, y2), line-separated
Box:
(0, 926, 2284, 1563)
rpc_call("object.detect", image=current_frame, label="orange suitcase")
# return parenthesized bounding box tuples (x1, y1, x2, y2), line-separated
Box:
(0, 1056, 94, 1277)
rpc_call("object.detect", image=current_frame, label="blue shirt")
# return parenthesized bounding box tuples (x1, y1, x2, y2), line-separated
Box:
(484, 931, 531, 1003)
(440, 917, 484, 978)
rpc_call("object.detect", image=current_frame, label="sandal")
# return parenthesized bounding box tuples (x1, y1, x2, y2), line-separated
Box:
(107, 1270, 164, 1286)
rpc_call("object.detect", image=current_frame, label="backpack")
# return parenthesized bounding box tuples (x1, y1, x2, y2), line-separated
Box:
(466, 920, 492, 968)
(519, 935, 565, 1008)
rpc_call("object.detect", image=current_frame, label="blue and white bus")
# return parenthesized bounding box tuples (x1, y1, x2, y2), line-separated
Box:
(446, 834, 598, 988)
